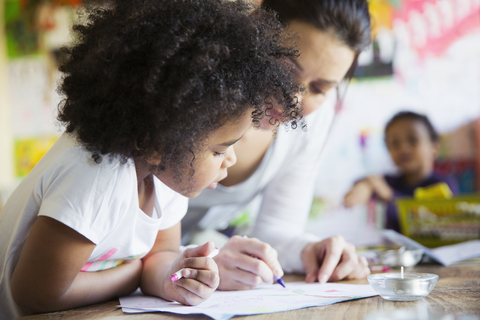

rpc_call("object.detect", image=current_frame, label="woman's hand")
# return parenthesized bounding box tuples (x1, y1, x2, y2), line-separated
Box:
(164, 242, 219, 306)
(301, 235, 370, 283)
(214, 235, 284, 290)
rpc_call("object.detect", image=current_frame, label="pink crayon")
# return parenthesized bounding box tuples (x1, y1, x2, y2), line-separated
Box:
(170, 247, 219, 282)
(369, 265, 392, 273)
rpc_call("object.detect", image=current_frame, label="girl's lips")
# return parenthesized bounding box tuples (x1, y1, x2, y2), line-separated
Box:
(207, 173, 226, 190)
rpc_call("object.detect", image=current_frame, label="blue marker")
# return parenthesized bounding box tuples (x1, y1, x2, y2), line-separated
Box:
(274, 276, 286, 288)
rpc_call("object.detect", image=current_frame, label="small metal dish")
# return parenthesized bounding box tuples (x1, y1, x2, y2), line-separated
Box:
(376, 249, 424, 267)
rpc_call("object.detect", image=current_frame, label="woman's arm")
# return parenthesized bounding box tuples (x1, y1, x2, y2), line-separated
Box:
(141, 222, 219, 306)
(251, 150, 320, 273)
(212, 106, 365, 286)
(11, 216, 142, 313)
(252, 159, 370, 282)
(250, 105, 371, 281)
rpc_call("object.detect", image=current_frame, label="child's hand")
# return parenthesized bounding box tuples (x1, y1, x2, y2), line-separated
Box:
(165, 242, 219, 306)
(343, 180, 373, 207)
(366, 176, 393, 201)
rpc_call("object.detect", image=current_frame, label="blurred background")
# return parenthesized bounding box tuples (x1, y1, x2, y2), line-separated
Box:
(0, 0, 479, 246)
(309, 0, 480, 246)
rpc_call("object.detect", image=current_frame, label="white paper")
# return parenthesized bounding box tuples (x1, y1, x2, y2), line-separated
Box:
(382, 230, 480, 266)
(429, 241, 480, 266)
(119, 282, 378, 320)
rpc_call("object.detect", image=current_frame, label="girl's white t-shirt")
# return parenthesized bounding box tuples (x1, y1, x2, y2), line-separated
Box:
(0, 133, 187, 320)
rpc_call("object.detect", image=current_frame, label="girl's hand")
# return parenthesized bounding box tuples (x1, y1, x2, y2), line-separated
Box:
(165, 242, 219, 306)
(213, 235, 284, 290)
(366, 176, 393, 201)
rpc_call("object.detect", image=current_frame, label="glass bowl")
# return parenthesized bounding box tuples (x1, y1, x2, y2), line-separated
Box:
(376, 249, 424, 267)
(367, 272, 439, 301)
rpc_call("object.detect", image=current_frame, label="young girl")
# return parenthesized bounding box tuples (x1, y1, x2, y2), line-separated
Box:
(182, 0, 373, 290)
(344, 111, 459, 231)
(0, 0, 302, 318)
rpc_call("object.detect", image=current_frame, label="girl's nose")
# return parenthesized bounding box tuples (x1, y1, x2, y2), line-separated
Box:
(398, 141, 412, 152)
(222, 146, 237, 169)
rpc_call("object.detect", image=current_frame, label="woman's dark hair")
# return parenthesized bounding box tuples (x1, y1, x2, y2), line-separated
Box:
(385, 111, 440, 142)
(261, 0, 371, 53)
(57, 0, 302, 178)
(261, 0, 371, 101)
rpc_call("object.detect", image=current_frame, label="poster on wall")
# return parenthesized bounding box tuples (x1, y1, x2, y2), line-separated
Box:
(5, 0, 80, 178)
(354, 0, 396, 79)
(354, 0, 480, 78)
(393, 0, 480, 59)
(14, 136, 58, 177)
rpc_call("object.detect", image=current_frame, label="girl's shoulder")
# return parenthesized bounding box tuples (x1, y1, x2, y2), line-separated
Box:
(30, 132, 136, 203)
(46, 133, 133, 177)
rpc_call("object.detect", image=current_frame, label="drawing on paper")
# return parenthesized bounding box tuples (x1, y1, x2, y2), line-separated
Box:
(119, 282, 378, 320)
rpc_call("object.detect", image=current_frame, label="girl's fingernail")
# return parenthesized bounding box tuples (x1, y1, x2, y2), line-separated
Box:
(183, 269, 191, 278)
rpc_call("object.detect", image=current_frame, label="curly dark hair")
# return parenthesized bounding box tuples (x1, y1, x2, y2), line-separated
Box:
(57, 0, 303, 177)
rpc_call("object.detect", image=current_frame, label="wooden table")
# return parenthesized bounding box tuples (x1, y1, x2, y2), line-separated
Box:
(18, 263, 480, 320)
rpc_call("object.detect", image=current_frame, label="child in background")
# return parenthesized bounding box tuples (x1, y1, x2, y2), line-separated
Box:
(0, 0, 302, 318)
(344, 111, 459, 231)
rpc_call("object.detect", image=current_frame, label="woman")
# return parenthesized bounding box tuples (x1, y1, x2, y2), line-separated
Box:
(183, 0, 373, 290)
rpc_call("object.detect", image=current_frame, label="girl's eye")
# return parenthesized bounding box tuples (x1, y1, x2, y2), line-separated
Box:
(389, 140, 400, 148)
(214, 151, 227, 157)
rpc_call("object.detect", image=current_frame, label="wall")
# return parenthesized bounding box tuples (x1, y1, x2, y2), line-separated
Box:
(0, 2, 15, 202)
(0, 1, 77, 207)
